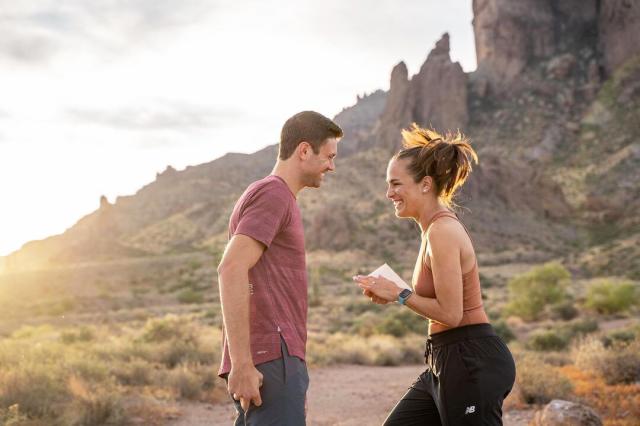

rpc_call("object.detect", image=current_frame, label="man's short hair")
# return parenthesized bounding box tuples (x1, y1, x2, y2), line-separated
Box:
(279, 111, 343, 160)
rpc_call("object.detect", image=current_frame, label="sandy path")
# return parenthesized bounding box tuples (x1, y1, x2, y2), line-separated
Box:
(168, 365, 534, 425)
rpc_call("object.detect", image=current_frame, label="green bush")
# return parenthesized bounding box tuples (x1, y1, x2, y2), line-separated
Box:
(584, 279, 638, 314)
(505, 262, 570, 321)
(527, 319, 599, 351)
(602, 329, 637, 347)
(550, 300, 579, 321)
(375, 309, 427, 337)
(563, 318, 599, 337)
(138, 315, 197, 344)
(492, 320, 515, 343)
(352, 308, 427, 338)
(527, 329, 570, 351)
(177, 289, 204, 304)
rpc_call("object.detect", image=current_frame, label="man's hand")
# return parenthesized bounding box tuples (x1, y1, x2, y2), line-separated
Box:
(228, 364, 264, 413)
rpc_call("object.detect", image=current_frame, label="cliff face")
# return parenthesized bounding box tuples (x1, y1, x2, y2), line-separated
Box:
(376, 34, 468, 150)
(599, 0, 640, 74)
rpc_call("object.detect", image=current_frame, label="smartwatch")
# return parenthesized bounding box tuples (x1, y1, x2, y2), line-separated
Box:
(397, 289, 413, 305)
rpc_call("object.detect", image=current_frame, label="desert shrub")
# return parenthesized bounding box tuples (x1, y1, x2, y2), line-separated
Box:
(65, 355, 110, 383)
(177, 289, 204, 304)
(0, 359, 70, 418)
(351, 308, 427, 338)
(584, 279, 638, 314)
(0, 404, 29, 426)
(306, 332, 423, 366)
(574, 336, 640, 384)
(602, 328, 637, 347)
(138, 315, 197, 344)
(66, 376, 126, 426)
(492, 320, 515, 343)
(375, 309, 427, 337)
(167, 365, 203, 400)
(550, 300, 579, 321)
(527, 329, 570, 351)
(112, 358, 155, 386)
(351, 311, 381, 337)
(563, 318, 599, 336)
(515, 352, 573, 403)
(344, 300, 384, 315)
(9, 325, 55, 340)
(504, 262, 570, 321)
(61, 326, 95, 344)
(527, 319, 599, 351)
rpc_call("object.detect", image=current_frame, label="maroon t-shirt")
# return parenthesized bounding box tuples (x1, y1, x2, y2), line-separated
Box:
(218, 175, 308, 376)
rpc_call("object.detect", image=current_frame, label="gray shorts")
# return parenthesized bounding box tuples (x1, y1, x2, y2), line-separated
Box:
(226, 337, 309, 426)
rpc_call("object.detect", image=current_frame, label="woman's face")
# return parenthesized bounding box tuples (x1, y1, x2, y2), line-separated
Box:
(386, 157, 425, 219)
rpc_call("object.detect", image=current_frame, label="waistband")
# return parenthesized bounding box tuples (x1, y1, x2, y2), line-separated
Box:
(428, 323, 495, 347)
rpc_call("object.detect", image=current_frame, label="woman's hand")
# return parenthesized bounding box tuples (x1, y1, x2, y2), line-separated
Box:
(362, 288, 390, 304)
(353, 275, 403, 303)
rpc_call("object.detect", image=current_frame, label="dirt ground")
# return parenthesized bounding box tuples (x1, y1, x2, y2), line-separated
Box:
(168, 364, 534, 426)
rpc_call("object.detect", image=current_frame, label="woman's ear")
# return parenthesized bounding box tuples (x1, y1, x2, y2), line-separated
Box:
(421, 176, 433, 194)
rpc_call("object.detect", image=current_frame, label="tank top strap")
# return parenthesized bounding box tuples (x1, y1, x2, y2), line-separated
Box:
(425, 210, 475, 244)
(425, 210, 459, 230)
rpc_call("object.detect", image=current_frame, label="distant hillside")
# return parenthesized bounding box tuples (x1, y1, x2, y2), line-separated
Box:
(2, 0, 639, 280)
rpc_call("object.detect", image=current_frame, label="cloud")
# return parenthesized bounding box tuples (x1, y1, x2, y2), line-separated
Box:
(66, 101, 245, 131)
(0, 0, 216, 66)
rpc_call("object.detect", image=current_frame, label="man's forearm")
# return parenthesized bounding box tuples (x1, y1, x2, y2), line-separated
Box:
(219, 265, 253, 366)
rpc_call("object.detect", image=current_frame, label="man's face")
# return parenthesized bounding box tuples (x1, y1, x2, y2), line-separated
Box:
(302, 137, 338, 188)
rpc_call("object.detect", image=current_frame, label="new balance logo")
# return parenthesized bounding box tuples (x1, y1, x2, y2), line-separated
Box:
(465, 406, 476, 415)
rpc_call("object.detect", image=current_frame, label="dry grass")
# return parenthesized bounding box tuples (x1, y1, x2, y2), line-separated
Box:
(512, 351, 574, 404)
(560, 365, 640, 426)
(0, 314, 223, 425)
(573, 336, 640, 385)
(307, 332, 424, 366)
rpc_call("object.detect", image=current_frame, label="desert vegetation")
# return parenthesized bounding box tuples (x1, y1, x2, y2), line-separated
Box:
(0, 255, 638, 425)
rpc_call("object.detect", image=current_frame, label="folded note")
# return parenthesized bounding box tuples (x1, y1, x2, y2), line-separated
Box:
(369, 263, 411, 290)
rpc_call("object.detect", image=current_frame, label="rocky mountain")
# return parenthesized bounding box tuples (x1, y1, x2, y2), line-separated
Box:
(2, 0, 639, 280)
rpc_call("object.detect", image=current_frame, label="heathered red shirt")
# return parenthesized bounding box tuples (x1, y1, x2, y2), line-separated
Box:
(218, 175, 308, 377)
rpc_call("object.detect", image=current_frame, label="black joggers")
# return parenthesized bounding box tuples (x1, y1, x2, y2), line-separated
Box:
(383, 323, 516, 425)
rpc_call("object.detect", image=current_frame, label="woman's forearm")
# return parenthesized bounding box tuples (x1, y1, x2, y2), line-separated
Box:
(404, 293, 463, 327)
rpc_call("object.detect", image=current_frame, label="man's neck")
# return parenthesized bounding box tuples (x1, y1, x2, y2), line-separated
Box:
(271, 161, 304, 197)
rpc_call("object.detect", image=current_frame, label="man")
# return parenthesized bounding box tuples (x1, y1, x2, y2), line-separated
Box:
(217, 111, 342, 425)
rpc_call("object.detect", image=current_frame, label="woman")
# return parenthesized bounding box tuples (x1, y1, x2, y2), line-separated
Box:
(354, 124, 515, 425)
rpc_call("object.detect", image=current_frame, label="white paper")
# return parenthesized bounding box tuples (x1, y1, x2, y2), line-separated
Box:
(368, 263, 411, 290)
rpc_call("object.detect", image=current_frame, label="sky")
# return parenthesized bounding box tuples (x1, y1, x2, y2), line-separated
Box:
(0, 0, 476, 256)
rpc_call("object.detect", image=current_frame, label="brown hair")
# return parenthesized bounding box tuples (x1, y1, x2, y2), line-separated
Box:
(279, 111, 343, 160)
(394, 123, 478, 207)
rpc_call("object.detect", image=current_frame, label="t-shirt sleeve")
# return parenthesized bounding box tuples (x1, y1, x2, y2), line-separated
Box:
(234, 183, 291, 248)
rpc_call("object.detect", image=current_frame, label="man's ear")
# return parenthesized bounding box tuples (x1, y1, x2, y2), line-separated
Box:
(297, 141, 312, 160)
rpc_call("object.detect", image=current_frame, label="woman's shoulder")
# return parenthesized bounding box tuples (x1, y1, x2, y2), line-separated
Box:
(426, 217, 467, 247)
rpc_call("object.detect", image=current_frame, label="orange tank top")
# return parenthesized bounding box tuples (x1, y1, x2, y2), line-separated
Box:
(413, 210, 489, 335)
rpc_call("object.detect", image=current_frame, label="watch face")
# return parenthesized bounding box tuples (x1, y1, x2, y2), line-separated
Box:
(399, 289, 412, 299)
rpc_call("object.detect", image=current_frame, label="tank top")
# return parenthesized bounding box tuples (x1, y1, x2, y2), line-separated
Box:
(412, 210, 489, 335)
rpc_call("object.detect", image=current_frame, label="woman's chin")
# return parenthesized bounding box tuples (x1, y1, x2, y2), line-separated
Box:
(394, 207, 408, 218)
